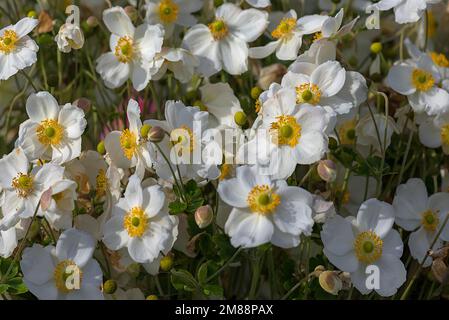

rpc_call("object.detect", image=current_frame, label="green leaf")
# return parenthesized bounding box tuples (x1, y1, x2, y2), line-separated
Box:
(0, 284, 9, 295)
(170, 269, 199, 292)
(202, 284, 223, 297)
(168, 200, 187, 215)
(196, 262, 209, 285)
(0, 258, 18, 279)
(6, 277, 28, 294)
(213, 234, 235, 262)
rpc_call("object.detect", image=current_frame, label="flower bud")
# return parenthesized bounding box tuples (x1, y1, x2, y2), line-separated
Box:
(74, 97, 91, 112)
(103, 279, 117, 294)
(195, 205, 213, 229)
(250, 86, 263, 100)
(146, 294, 158, 300)
(160, 255, 174, 272)
(317, 160, 337, 182)
(140, 124, 152, 139)
(27, 10, 37, 18)
(97, 141, 106, 155)
(234, 111, 247, 127)
(124, 6, 138, 22)
(86, 16, 98, 28)
(148, 126, 165, 143)
(55, 23, 85, 53)
(319, 271, 342, 295)
(370, 42, 383, 54)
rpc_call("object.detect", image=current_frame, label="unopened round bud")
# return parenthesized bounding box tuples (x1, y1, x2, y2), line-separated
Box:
(140, 124, 152, 139)
(317, 160, 337, 182)
(148, 126, 165, 143)
(103, 279, 117, 294)
(27, 10, 37, 18)
(319, 271, 342, 295)
(146, 294, 158, 300)
(124, 6, 138, 22)
(86, 16, 98, 28)
(97, 141, 106, 155)
(234, 111, 247, 127)
(160, 255, 174, 272)
(74, 97, 91, 112)
(195, 205, 213, 229)
(314, 265, 326, 274)
(250, 86, 263, 100)
(193, 100, 208, 112)
(370, 42, 383, 54)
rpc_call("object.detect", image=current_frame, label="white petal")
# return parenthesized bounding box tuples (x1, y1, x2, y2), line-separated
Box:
(20, 245, 54, 285)
(219, 34, 248, 75)
(356, 199, 395, 238)
(96, 52, 130, 89)
(311, 61, 346, 97)
(26, 91, 60, 122)
(386, 63, 415, 95)
(103, 6, 135, 36)
(321, 215, 356, 255)
(56, 228, 96, 267)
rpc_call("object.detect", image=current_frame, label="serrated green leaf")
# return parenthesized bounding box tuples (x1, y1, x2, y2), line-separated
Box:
(169, 200, 187, 215)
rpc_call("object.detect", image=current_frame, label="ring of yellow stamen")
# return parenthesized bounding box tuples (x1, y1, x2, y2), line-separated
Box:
(115, 36, 134, 63)
(95, 169, 109, 198)
(123, 207, 148, 238)
(313, 32, 323, 42)
(411, 69, 434, 92)
(430, 52, 449, 68)
(208, 19, 228, 41)
(354, 230, 383, 264)
(421, 209, 439, 232)
(247, 185, 281, 215)
(441, 124, 449, 147)
(296, 83, 322, 105)
(269, 115, 302, 147)
(36, 119, 64, 146)
(54, 260, 83, 293)
(158, 0, 179, 23)
(271, 18, 296, 40)
(0, 30, 18, 54)
(120, 129, 138, 160)
(12, 173, 34, 198)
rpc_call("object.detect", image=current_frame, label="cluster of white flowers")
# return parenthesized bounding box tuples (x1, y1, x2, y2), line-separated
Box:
(0, 0, 449, 300)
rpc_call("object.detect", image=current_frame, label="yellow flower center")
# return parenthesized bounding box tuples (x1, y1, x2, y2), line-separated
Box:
(441, 124, 449, 147)
(219, 164, 232, 181)
(95, 169, 109, 197)
(296, 83, 322, 105)
(270, 115, 302, 147)
(255, 99, 262, 113)
(36, 119, 64, 146)
(120, 129, 138, 160)
(115, 36, 134, 63)
(0, 29, 18, 54)
(430, 52, 449, 68)
(313, 32, 323, 42)
(171, 125, 196, 155)
(158, 0, 179, 23)
(208, 19, 228, 41)
(247, 185, 281, 215)
(338, 119, 357, 145)
(123, 207, 148, 237)
(12, 173, 34, 198)
(354, 230, 383, 264)
(54, 260, 83, 293)
(411, 69, 434, 92)
(271, 18, 296, 39)
(421, 209, 439, 232)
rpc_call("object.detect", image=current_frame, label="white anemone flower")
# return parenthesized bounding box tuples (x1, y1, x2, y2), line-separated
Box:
(321, 199, 406, 297)
(393, 178, 449, 267)
(318, 9, 359, 41)
(17, 91, 87, 165)
(104, 99, 152, 179)
(38, 179, 77, 230)
(355, 111, 398, 154)
(217, 165, 314, 248)
(419, 112, 449, 154)
(96, 6, 164, 91)
(0, 17, 39, 80)
(183, 3, 268, 76)
(0, 148, 64, 230)
(150, 47, 199, 83)
(367, 0, 440, 24)
(20, 228, 103, 300)
(55, 23, 85, 53)
(386, 55, 449, 115)
(238, 88, 329, 180)
(249, 10, 328, 61)
(145, 0, 203, 37)
(102, 175, 178, 263)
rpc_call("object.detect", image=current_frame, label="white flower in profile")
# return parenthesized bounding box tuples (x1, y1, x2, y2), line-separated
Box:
(386, 55, 449, 116)
(0, 17, 39, 80)
(367, 0, 440, 24)
(217, 165, 314, 248)
(145, 0, 203, 37)
(238, 88, 329, 180)
(38, 179, 77, 230)
(96, 6, 164, 91)
(393, 178, 449, 267)
(318, 9, 359, 41)
(55, 23, 84, 53)
(0, 227, 17, 258)
(102, 175, 178, 263)
(321, 199, 406, 297)
(17, 91, 87, 165)
(150, 47, 199, 83)
(418, 112, 449, 154)
(246, 0, 271, 8)
(249, 10, 327, 61)
(355, 111, 398, 154)
(183, 3, 268, 76)
(104, 99, 152, 179)
(21, 228, 103, 300)
(0, 148, 64, 230)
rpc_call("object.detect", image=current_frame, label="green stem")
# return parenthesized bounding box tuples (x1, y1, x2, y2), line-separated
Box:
(205, 247, 243, 283)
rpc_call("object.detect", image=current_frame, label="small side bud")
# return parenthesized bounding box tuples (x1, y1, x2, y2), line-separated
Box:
(317, 160, 337, 182)
(160, 255, 174, 272)
(103, 279, 118, 294)
(86, 16, 98, 28)
(234, 111, 247, 127)
(319, 271, 342, 295)
(140, 124, 152, 139)
(27, 10, 37, 18)
(146, 294, 158, 300)
(370, 42, 383, 55)
(148, 126, 165, 143)
(97, 141, 106, 155)
(195, 205, 213, 229)
(250, 86, 263, 100)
